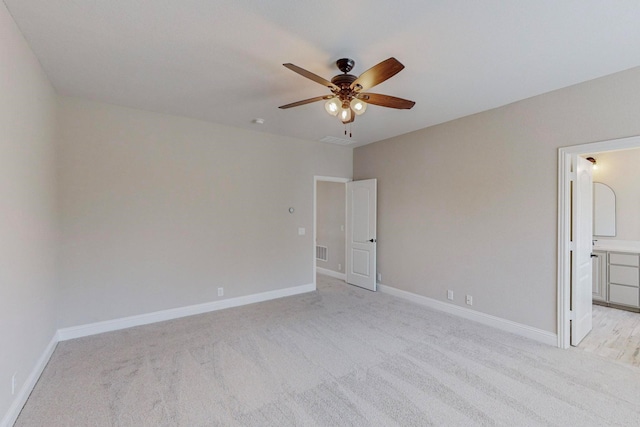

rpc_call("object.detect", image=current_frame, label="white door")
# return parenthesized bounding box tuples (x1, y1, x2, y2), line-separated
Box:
(346, 179, 377, 291)
(571, 156, 593, 346)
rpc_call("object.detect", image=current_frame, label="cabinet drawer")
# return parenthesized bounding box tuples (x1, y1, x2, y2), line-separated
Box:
(609, 284, 640, 307)
(609, 265, 639, 286)
(609, 252, 639, 267)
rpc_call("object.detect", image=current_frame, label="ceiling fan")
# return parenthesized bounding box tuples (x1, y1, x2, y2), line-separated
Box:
(279, 57, 415, 126)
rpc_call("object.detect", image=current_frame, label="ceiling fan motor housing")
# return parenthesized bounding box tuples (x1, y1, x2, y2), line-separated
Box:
(331, 74, 359, 105)
(331, 73, 357, 87)
(332, 58, 361, 96)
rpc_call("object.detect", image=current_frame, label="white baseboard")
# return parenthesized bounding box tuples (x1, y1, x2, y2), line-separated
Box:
(57, 283, 315, 341)
(378, 283, 557, 346)
(316, 267, 346, 281)
(1, 334, 58, 427)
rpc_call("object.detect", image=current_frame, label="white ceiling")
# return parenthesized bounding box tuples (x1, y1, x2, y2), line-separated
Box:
(5, 1, 640, 147)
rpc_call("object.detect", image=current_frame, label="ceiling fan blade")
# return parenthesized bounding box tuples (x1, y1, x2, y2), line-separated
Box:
(357, 93, 415, 109)
(351, 57, 405, 91)
(283, 63, 339, 91)
(279, 95, 334, 109)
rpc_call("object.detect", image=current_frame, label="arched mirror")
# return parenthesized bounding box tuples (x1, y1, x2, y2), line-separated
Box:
(593, 182, 616, 237)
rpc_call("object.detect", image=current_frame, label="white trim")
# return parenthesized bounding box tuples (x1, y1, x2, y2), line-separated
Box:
(313, 176, 350, 291)
(316, 267, 346, 281)
(314, 176, 351, 183)
(57, 283, 314, 341)
(557, 149, 572, 349)
(1, 335, 58, 427)
(557, 135, 640, 349)
(378, 283, 557, 346)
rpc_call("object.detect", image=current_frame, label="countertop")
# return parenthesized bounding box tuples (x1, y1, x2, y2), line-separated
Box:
(593, 241, 640, 254)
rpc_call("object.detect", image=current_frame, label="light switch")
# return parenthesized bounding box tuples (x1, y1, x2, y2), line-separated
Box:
(298, 227, 305, 235)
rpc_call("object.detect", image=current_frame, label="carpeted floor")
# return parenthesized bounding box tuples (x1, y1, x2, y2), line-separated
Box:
(16, 275, 640, 426)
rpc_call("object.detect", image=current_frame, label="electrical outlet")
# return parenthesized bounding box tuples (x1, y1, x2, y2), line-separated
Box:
(338, 263, 342, 271)
(11, 373, 16, 395)
(447, 290, 454, 301)
(466, 295, 473, 306)
(377, 272, 382, 282)
(218, 287, 224, 297)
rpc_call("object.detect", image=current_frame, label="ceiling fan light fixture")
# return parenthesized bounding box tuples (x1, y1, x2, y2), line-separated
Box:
(324, 98, 340, 116)
(340, 107, 352, 123)
(350, 98, 367, 115)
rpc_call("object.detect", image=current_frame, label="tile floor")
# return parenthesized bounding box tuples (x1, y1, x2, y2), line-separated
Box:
(576, 304, 640, 367)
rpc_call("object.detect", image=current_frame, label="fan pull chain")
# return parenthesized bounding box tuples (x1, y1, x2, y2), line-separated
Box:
(344, 124, 353, 138)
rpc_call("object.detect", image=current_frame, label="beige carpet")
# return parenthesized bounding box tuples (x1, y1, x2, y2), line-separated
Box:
(16, 274, 640, 426)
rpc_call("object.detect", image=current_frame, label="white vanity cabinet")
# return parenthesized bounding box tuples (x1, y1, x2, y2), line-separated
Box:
(608, 252, 639, 308)
(591, 250, 607, 302)
(592, 249, 640, 311)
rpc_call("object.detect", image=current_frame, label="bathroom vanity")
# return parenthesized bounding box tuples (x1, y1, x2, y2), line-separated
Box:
(592, 244, 640, 312)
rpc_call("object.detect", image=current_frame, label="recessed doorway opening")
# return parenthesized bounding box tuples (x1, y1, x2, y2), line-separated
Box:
(557, 135, 640, 349)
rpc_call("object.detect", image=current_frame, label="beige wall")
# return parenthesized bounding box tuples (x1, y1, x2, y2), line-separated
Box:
(316, 181, 346, 274)
(0, 2, 58, 419)
(56, 97, 352, 327)
(354, 66, 640, 333)
(591, 148, 640, 242)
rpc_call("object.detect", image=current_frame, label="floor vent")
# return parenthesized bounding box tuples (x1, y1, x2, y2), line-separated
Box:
(316, 245, 328, 262)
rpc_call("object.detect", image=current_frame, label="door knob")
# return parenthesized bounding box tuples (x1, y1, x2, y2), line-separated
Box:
(369, 239, 377, 243)
(590, 254, 598, 258)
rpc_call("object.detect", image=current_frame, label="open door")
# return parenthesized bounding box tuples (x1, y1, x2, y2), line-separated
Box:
(346, 179, 377, 291)
(571, 156, 593, 346)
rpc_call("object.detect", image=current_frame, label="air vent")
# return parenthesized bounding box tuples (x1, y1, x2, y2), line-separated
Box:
(316, 245, 328, 262)
(319, 136, 355, 146)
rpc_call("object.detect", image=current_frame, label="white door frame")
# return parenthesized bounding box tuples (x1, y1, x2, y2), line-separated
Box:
(313, 176, 350, 289)
(557, 135, 640, 348)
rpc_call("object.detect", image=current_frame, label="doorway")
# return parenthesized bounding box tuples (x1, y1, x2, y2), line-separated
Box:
(557, 135, 640, 349)
(313, 176, 349, 290)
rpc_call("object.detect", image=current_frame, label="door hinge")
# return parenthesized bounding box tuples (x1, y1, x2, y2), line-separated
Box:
(569, 310, 575, 321)
(569, 168, 577, 182)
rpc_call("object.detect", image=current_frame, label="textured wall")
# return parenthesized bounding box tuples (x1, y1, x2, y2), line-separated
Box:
(56, 97, 352, 327)
(354, 66, 640, 333)
(0, 2, 58, 421)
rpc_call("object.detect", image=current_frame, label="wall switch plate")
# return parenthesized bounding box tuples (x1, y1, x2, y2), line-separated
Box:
(447, 290, 454, 300)
(466, 295, 473, 305)
(338, 263, 342, 271)
(377, 272, 382, 282)
(11, 373, 16, 395)
(298, 227, 305, 235)
(218, 287, 224, 297)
